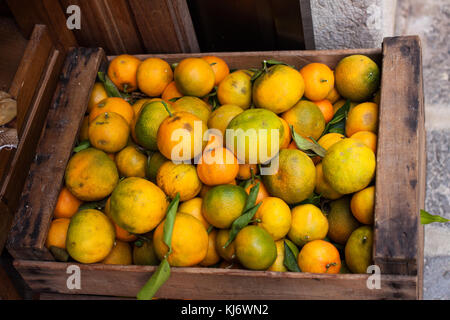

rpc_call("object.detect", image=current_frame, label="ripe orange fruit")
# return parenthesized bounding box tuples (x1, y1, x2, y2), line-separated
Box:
(89, 97, 134, 126)
(110, 177, 168, 234)
(66, 209, 115, 263)
(281, 100, 325, 140)
(115, 145, 147, 178)
(326, 197, 360, 245)
(107, 54, 141, 92)
(253, 65, 305, 114)
(215, 229, 236, 262)
(54, 187, 82, 219)
(87, 82, 108, 113)
(199, 229, 221, 267)
(317, 132, 345, 151)
(178, 197, 210, 229)
(279, 117, 291, 148)
(137, 57, 173, 97)
(217, 70, 252, 109)
(201, 56, 230, 85)
(153, 212, 209, 267)
(174, 57, 215, 97)
(325, 86, 341, 104)
(350, 131, 377, 154)
(245, 178, 269, 204)
(207, 104, 244, 138)
(157, 161, 202, 201)
(161, 81, 183, 102)
(65, 148, 119, 201)
(146, 151, 168, 182)
(45, 218, 71, 249)
(172, 96, 211, 123)
(300, 63, 334, 101)
(314, 162, 342, 200)
(335, 55, 380, 102)
(313, 99, 334, 123)
(345, 102, 379, 137)
(197, 147, 239, 186)
(254, 197, 291, 240)
(298, 240, 341, 274)
(202, 184, 248, 229)
(88, 112, 130, 153)
(350, 186, 375, 225)
(288, 204, 328, 246)
(236, 163, 258, 180)
(322, 138, 376, 194)
(262, 149, 316, 205)
(102, 240, 132, 265)
(234, 225, 277, 270)
(157, 111, 208, 161)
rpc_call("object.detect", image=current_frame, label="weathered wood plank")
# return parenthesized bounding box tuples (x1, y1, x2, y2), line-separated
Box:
(59, 0, 143, 54)
(6, 0, 77, 51)
(373, 36, 425, 277)
(6, 48, 105, 261)
(128, 0, 199, 53)
(14, 260, 417, 300)
(110, 48, 381, 69)
(8, 25, 53, 136)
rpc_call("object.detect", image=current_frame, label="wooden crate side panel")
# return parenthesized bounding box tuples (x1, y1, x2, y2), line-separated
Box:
(374, 36, 425, 276)
(116, 48, 381, 69)
(6, 48, 105, 261)
(59, 0, 143, 55)
(8, 25, 53, 136)
(128, 0, 199, 53)
(14, 260, 417, 300)
(6, 0, 77, 51)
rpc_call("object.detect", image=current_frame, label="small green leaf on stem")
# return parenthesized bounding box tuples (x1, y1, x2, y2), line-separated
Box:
(224, 202, 262, 249)
(168, 97, 181, 103)
(207, 225, 214, 234)
(283, 241, 301, 272)
(420, 209, 449, 225)
(73, 140, 91, 153)
(264, 59, 294, 68)
(136, 257, 171, 300)
(161, 100, 173, 117)
(291, 125, 326, 158)
(321, 99, 351, 137)
(98, 72, 122, 98)
(163, 193, 180, 253)
(243, 182, 260, 213)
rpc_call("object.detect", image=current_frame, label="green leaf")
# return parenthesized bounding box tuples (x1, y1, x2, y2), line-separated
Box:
(264, 59, 294, 68)
(224, 202, 262, 249)
(163, 193, 180, 253)
(290, 125, 326, 158)
(136, 257, 171, 300)
(97, 72, 122, 98)
(73, 140, 91, 153)
(78, 198, 108, 211)
(420, 209, 449, 225)
(168, 97, 181, 103)
(283, 241, 301, 272)
(207, 225, 214, 234)
(243, 182, 260, 213)
(322, 99, 351, 137)
(297, 193, 322, 207)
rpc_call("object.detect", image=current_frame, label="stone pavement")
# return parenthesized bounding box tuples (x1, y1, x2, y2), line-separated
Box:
(395, 0, 450, 300)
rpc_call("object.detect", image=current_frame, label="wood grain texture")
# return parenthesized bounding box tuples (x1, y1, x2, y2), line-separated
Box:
(111, 47, 381, 69)
(6, 48, 105, 261)
(8, 25, 53, 136)
(6, 0, 77, 51)
(14, 260, 417, 300)
(59, 0, 143, 54)
(128, 0, 199, 53)
(373, 36, 425, 278)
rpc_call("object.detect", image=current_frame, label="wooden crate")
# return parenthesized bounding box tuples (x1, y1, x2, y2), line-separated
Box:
(0, 24, 65, 254)
(6, 36, 425, 300)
